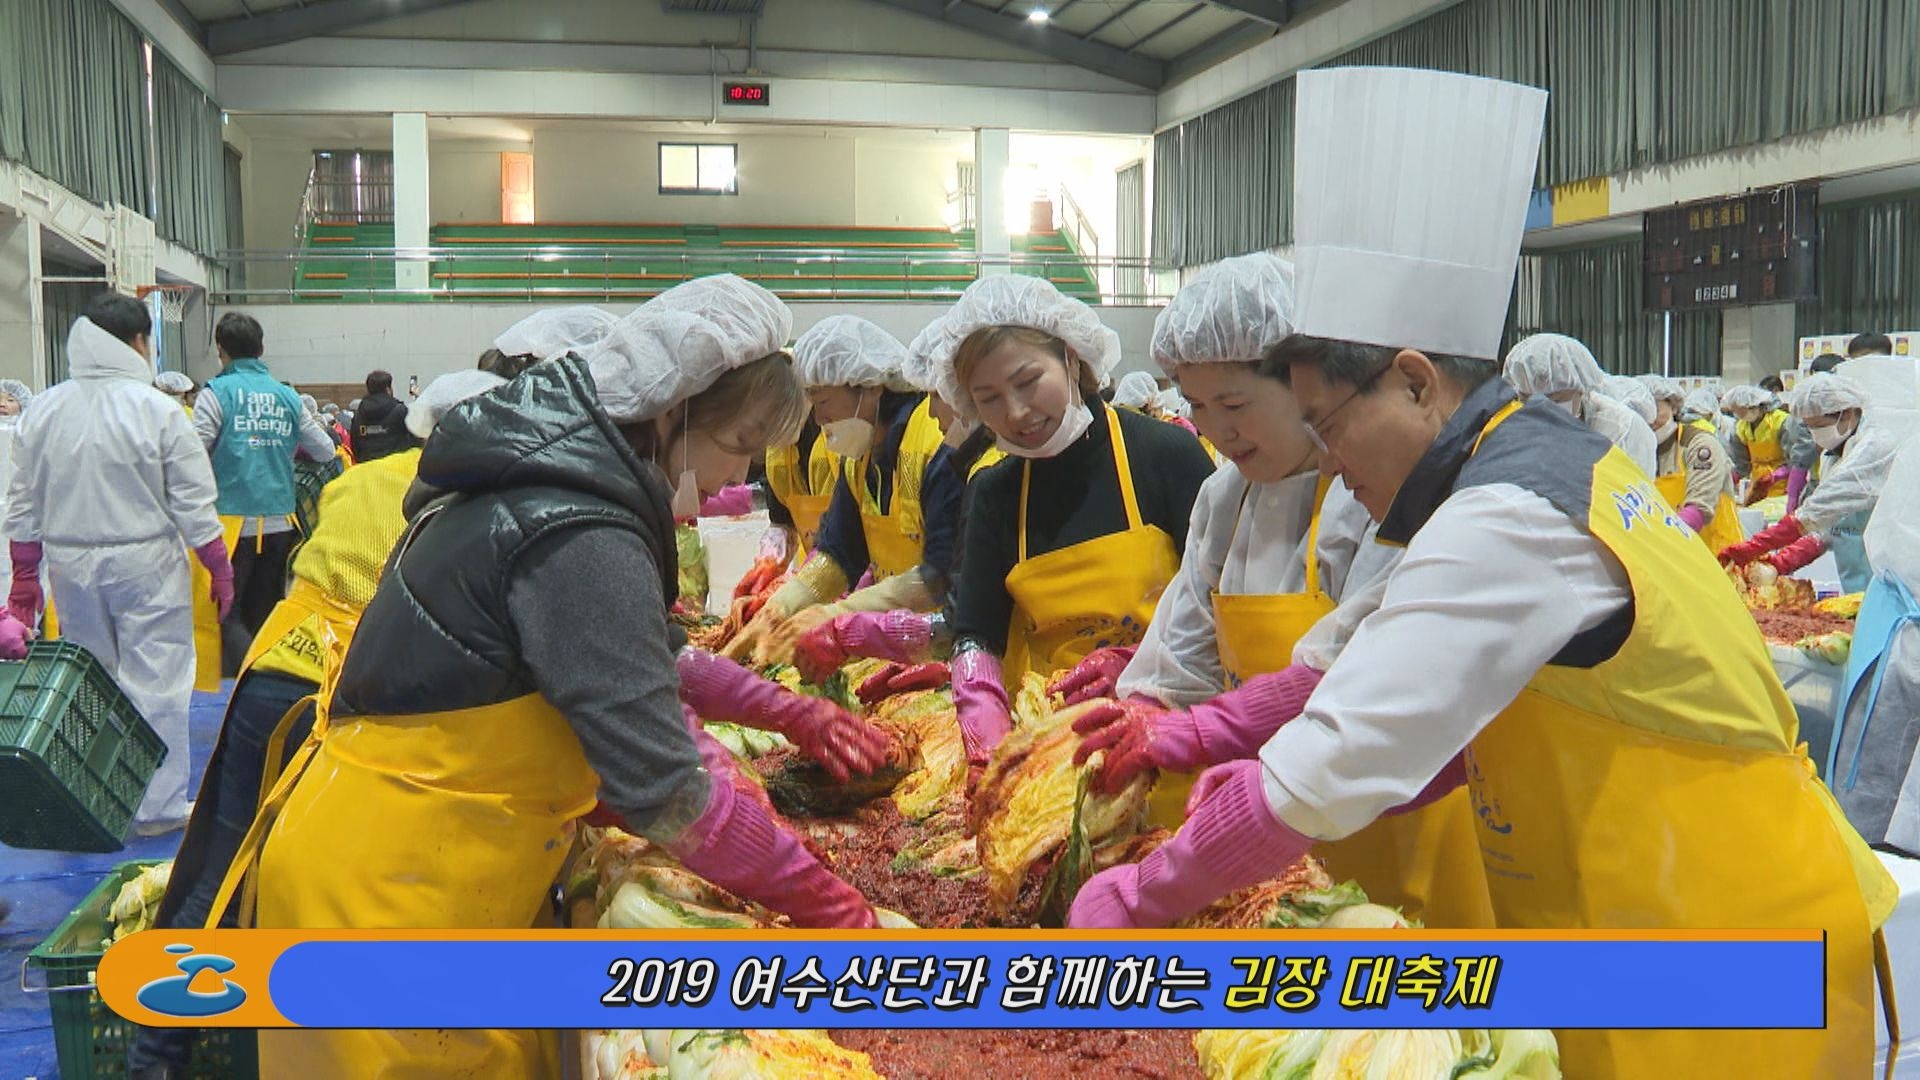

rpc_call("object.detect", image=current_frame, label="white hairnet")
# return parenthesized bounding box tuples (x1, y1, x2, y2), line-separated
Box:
(791, 315, 911, 391)
(298, 393, 318, 414)
(1599, 375, 1657, 425)
(1720, 384, 1772, 410)
(1503, 333, 1604, 397)
(1113, 371, 1159, 408)
(495, 306, 619, 362)
(583, 275, 792, 424)
(929, 275, 1121, 421)
(1788, 373, 1869, 419)
(1683, 387, 1721, 420)
(903, 316, 951, 397)
(153, 371, 192, 395)
(1150, 252, 1296, 372)
(1639, 375, 1684, 406)
(1153, 387, 1192, 419)
(407, 369, 507, 439)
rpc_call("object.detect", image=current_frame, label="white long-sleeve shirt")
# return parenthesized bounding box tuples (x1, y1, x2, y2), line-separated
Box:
(1258, 483, 1632, 840)
(1117, 467, 1401, 707)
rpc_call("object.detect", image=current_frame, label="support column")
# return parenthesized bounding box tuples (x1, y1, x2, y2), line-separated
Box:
(0, 210, 44, 388)
(393, 112, 431, 292)
(975, 127, 1009, 277)
(1719, 303, 1797, 385)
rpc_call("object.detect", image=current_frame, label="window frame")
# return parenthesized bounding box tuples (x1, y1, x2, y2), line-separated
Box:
(658, 142, 739, 197)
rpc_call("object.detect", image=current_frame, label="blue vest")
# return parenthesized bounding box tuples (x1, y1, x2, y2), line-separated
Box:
(208, 358, 302, 518)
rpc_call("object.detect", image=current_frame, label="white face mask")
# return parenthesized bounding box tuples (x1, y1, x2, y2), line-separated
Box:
(998, 400, 1094, 460)
(1654, 418, 1677, 443)
(822, 416, 875, 458)
(1810, 422, 1850, 451)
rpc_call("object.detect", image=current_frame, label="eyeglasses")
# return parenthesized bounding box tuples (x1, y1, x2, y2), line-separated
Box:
(1302, 360, 1392, 454)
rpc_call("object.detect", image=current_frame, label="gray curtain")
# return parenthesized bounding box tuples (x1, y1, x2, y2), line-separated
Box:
(1154, 0, 1920, 266)
(1515, 237, 1722, 377)
(1797, 191, 1920, 338)
(0, 0, 150, 211)
(1115, 161, 1145, 301)
(153, 51, 228, 256)
(40, 270, 101, 386)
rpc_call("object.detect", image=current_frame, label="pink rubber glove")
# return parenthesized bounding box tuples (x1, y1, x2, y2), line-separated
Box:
(1719, 515, 1803, 565)
(952, 648, 1012, 766)
(1785, 466, 1810, 514)
(1072, 664, 1325, 796)
(793, 610, 932, 684)
(0, 612, 28, 660)
(8, 540, 43, 627)
(1048, 646, 1137, 706)
(756, 527, 793, 565)
(700, 484, 757, 518)
(676, 648, 890, 783)
(856, 661, 949, 706)
(1383, 753, 1467, 817)
(1767, 533, 1827, 576)
(194, 538, 235, 621)
(1068, 759, 1313, 929)
(1677, 504, 1708, 533)
(666, 762, 877, 928)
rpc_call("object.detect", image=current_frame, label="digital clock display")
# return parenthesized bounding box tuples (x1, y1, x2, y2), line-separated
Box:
(723, 82, 770, 106)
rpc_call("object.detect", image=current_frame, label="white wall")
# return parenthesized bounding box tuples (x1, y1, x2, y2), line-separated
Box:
(853, 142, 957, 228)
(220, 300, 1165, 388)
(432, 141, 532, 224)
(534, 127, 858, 225)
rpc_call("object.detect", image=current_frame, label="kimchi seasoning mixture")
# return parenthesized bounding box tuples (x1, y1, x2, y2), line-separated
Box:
(1750, 607, 1853, 644)
(800, 800, 997, 929)
(832, 1028, 1204, 1080)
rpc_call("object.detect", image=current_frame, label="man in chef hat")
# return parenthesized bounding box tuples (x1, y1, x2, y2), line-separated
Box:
(1069, 66, 1890, 1078)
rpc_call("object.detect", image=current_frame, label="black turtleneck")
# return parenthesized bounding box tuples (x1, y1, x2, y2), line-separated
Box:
(952, 398, 1217, 654)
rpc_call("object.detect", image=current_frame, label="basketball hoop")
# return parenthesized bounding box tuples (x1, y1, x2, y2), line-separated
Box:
(137, 284, 196, 325)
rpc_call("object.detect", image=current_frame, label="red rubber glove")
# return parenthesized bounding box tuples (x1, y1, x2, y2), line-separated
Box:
(856, 661, 949, 706)
(1067, 759, 1313, 929)
(952, 648, 1012, 766)
(8, 540, 43, 627)
(1767, 534, 1827, 576)
(1072, 665, 1325, 796)
(1047, 646, 1137, 706)
(194, 538, 235, 621)
(0, 612, 28, 660)
(793, 610, 932, 684)
(1718, 515, 1803, 565)
(676, 648, 890, 783)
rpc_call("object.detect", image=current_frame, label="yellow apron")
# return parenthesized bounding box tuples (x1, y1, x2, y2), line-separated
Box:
(1206, 478, 1494, 930)
(1464, 410, 1893, 1077)
(1654, 451, 1743, 555)
(189, 517, 246, 693)
(842, 396, 946, 580)
(1737, 408, 1789, 479)
(764, 440, 841, 554)
(1002, 409, 1181, 685)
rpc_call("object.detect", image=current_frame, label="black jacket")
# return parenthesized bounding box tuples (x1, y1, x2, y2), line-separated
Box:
(350, 391, 419, 461)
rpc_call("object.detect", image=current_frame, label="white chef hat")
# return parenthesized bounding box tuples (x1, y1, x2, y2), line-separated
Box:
(495, 306, 619, 362)
(1788, 373, 1870, 419)
(153, 371, 193, 395)
(1291, 67, 1547, 361)
(1151, 252, 1297, 373)
(1640, 376, 1685, 408)
(1113, 371, 1159, 408)
(1599, 375, 1657, 425)
(927, 275, 1121, 421)
(583, 275, 793, 424)
(1720, 384, 1773, 411)
(791, 315, 912, 391)
(1504, 333, 1605, 398)
(407, 369, 508, 439)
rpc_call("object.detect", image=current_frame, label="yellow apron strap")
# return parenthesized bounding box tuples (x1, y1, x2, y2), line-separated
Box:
(1876, 928, 1900, 1079)
(1303, 473, 1332, 599)
(1471, 400, 1526, 455)
(1017, 460, 1032, 563)
(238, 692, 320, 925)
(1106, 410, 1144, 531)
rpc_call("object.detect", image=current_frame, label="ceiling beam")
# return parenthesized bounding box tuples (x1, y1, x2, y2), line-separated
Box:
(1200, 0, 1292, 25)
(153, 0, 206, 42)
(1127, 3, 1206, 52)
(1165, 17, 1274, 81)
(1081, 0, 1150, 41)
(866, 0, 1164, 88)
(205, 0, 486, 56)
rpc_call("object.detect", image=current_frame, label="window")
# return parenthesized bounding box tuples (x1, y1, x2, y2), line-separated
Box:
(659, 143, 737, 196)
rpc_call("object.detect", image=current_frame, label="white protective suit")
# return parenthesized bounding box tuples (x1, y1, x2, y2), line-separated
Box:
(1117, 468, 1399, 705)
(4, 319, 221, 824)
(1790, 373, 1920, 592)
(0, 379, 34, 578)
(1827, 434, 1920, 851)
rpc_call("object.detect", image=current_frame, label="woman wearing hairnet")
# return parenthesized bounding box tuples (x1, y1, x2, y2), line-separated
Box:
(1502, 333, 1657, 476)
(1721, 373, 1917, 592)
(489, 304, 617, 380)
(1721, 383, 1793, 503)
(1053, 253, 1493, 927)
(1682, 384, 1737, 447)
(1112, 370, 1159, 412)
(923, 276, 1215, 767)
(0, 380, 30, 597)
(1825, 434, 1920, 853)
(726, 315, 965, 663)
(153, 370, 194, 411)
(1641, 376, 1742, 553)
(217, 278, 888, 1080)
